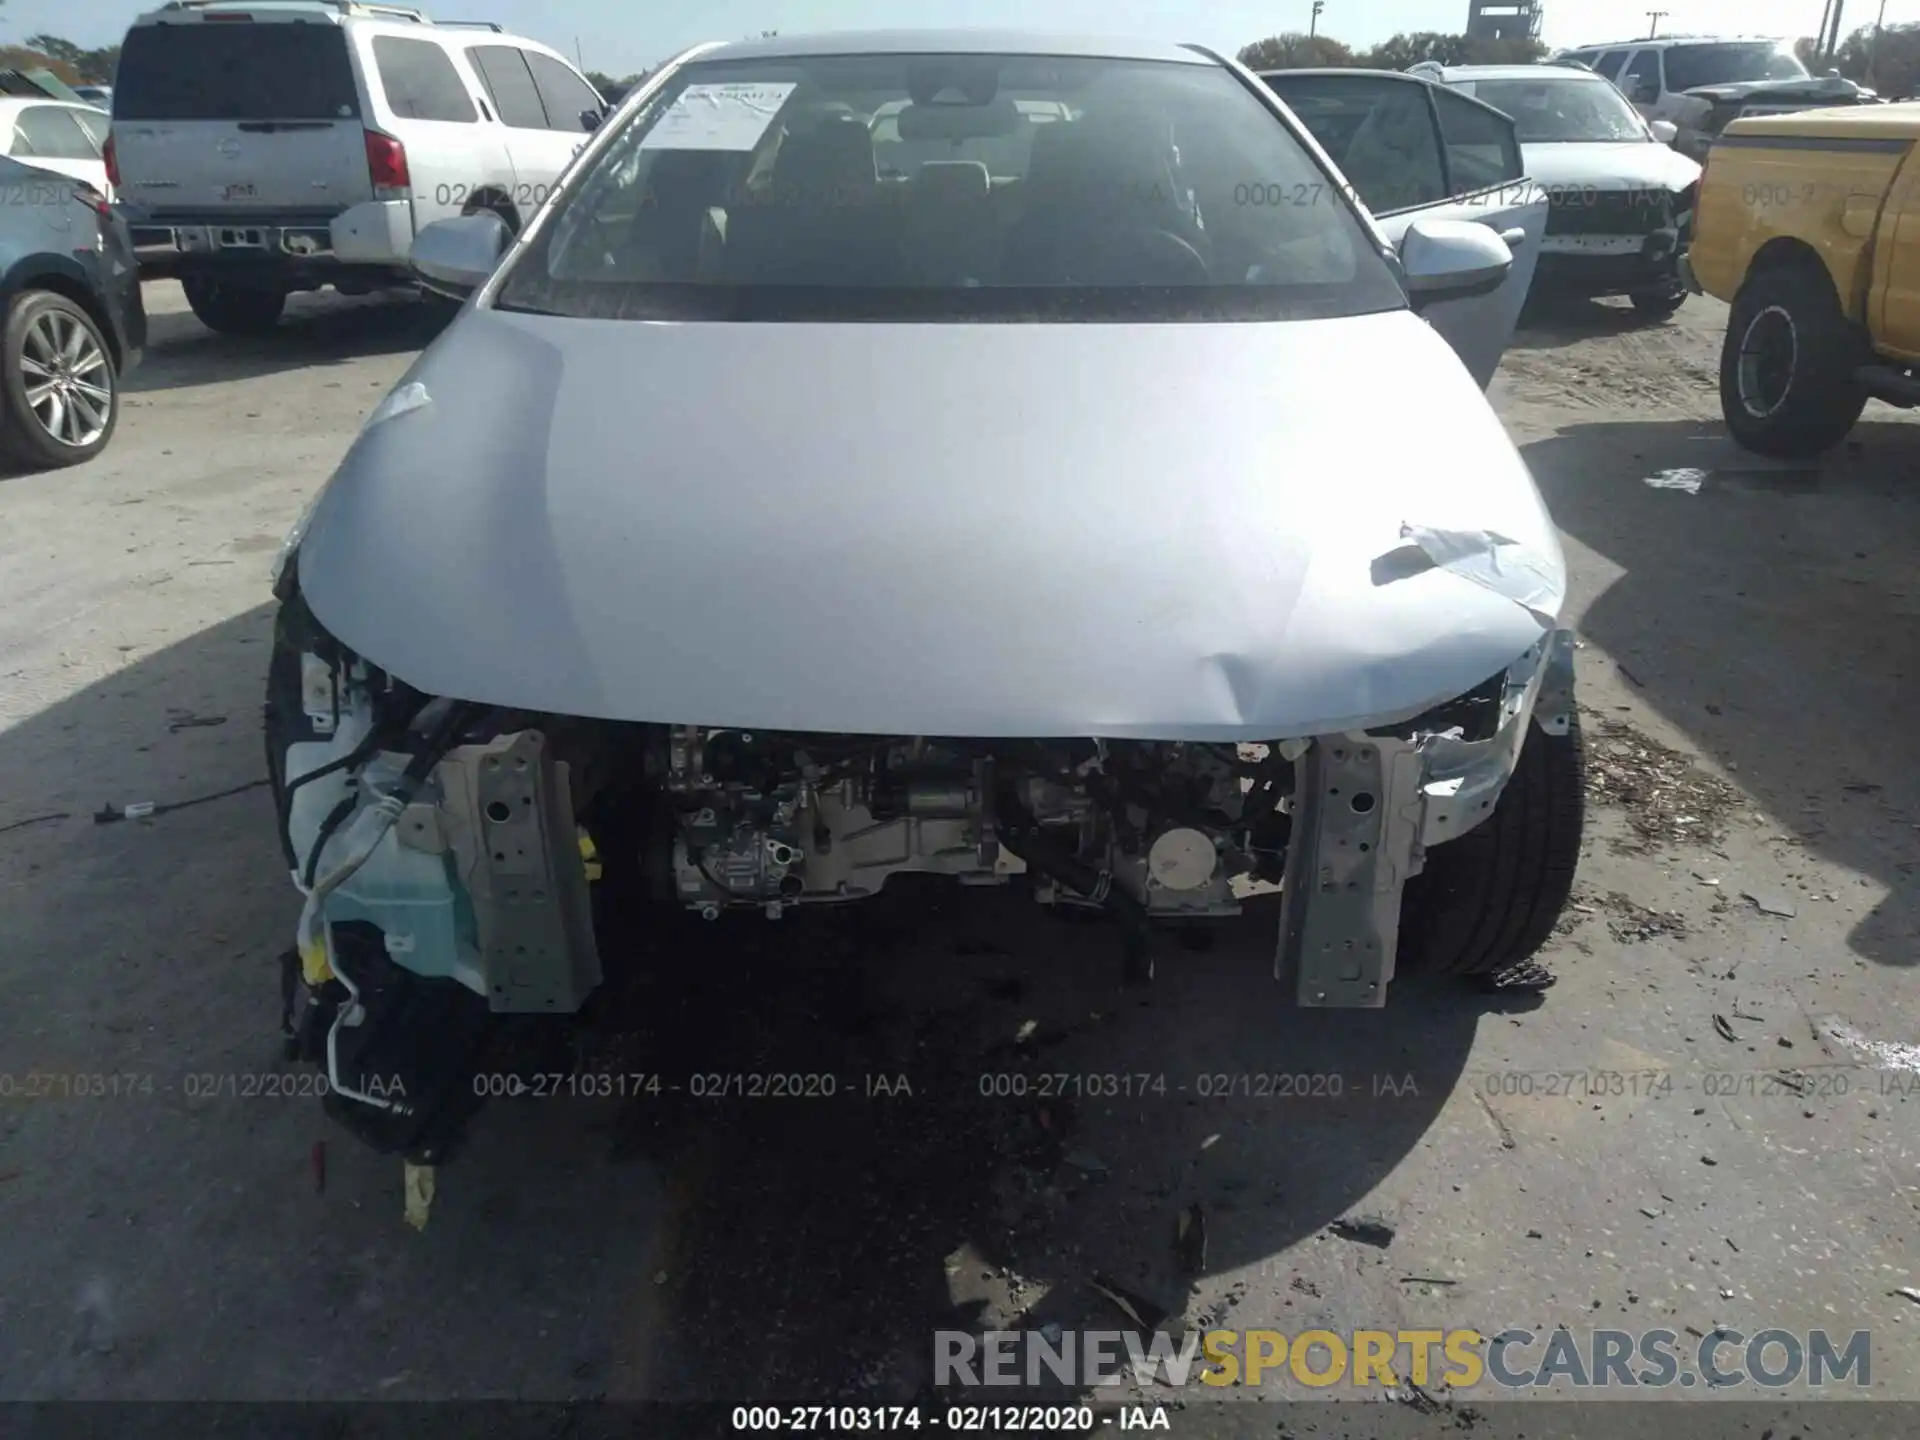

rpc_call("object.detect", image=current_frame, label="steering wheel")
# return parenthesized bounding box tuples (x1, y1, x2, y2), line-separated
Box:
(1068, 224, 1211, 286)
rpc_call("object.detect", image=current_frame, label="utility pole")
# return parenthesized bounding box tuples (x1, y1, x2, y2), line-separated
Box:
(1646, 11, 1668, 39)
(1310, 1, 1325, 38)
(1824, 0, 1847, 61)
(1869, 0, 1889, 88)
(575, 36, 586, 70)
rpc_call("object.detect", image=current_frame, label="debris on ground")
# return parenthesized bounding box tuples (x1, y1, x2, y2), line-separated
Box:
(0, 810, 69, 837)
(1290, 1276, 1320, 1296)
(93, 778, 270, 825)
(166, 713, 228, 732)
(1088, 1274, 1167, 1330)
(1063, 1149, 1108, 1177)
(1893, 1287, 1920, 1306)
(403, 1162, 435, 1232)
(1602, 891, 1688, 943)
(1174, 1203, 1208, 1275)
(1476, 959, 1557, 993)
(1399, 1275, 1459, 1286)
(1713, 1015, 1739, 1043)
(1741, 889, 1799, 919)
(1392, 1378, 1446, 1414)
(1582, 709, 1739, 853)
(1327, 1214, 1395, 1249)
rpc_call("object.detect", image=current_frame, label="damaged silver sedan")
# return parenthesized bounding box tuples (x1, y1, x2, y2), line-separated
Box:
(264, 31, 1582, 1161)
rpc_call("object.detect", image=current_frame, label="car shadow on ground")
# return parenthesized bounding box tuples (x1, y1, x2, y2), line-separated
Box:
(123, 286, 448, 396)
(0, 602, 1520, 1403)
(1524, 415, 1920, 967)
(1514, 293, 1682, 350)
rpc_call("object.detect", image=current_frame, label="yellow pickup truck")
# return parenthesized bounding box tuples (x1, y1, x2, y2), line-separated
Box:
(1683, 102, 1920, 457)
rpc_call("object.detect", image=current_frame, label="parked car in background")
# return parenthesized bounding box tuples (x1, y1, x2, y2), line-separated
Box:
(1683, 101, 1920, 456)
(1550, 36, 1881, 161)
(109, 0, 608, 336)
(1257, 67, 1546, 385)
(268, 31, 1579, 1163)
(0, 98, 112, 199)
(1414, 63, 1700, 317)
(73, 85, 114, 109)
(0, 155, 143, 468)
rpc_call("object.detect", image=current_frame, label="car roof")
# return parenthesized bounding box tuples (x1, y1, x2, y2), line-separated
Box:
(699, 30, 1215, 65)
(1559, 35, 1789, 51)
(1431, 64, 1609, 81)
(1258, 67, 1430, 82)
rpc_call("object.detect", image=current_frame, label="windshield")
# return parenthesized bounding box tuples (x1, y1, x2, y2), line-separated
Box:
(1457, 76, 1649, 141)
(492, 51, 1405, 323)
(1662, 42, 1809, 93)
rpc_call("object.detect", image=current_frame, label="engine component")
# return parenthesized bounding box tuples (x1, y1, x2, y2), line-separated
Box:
(1146, 827, 1218, 891)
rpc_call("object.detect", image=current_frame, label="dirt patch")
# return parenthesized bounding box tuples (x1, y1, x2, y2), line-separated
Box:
(1583, 708, 1741, 854)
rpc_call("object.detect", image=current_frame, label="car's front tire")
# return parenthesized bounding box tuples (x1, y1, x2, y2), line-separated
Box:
(0, 290, 118, 470)
(1397, 712, 1585, 979)
(1720, 262, 1868, 458)
(182, 277, 288, 336)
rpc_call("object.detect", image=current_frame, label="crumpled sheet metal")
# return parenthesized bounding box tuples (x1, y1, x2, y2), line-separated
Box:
(1398, 522, 1563, 629)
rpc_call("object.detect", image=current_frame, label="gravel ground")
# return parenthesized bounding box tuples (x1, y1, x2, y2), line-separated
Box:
(0, 282, 1916, 1431)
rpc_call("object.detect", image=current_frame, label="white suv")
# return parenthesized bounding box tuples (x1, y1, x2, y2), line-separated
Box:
(1549, 36, 1874, 161)
(108, 0, 608, 334)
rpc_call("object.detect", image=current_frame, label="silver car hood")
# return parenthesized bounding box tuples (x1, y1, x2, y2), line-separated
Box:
(1520, 141, 1702, 191)
(297, 307, 1565, 741)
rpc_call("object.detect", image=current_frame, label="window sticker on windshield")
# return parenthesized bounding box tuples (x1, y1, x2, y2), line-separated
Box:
(639, 82, 798, 151)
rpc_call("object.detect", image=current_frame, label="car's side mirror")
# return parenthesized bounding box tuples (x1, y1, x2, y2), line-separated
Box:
(581, 108, 604, 132)
(409, 212, 512, 299)
(1650, 119, 1678, 143)
(1399, 217, 1514, 308)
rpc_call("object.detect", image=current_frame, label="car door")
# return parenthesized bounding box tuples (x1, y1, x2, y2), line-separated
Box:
(465, 44, 594, 214)
(1264, 72, 1546, 389)
(8, 104, 110, 193)
(1619, 49, 1666, 118)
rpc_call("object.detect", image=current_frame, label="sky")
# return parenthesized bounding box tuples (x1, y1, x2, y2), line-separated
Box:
(6, 0, 1915, 80)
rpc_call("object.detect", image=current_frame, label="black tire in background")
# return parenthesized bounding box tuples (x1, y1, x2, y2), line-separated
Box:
(0, 290, 118, 470)
(1397, 712, 1585, 978)
(1719, 261, 1869, 458)
(182, 276, 288, 336)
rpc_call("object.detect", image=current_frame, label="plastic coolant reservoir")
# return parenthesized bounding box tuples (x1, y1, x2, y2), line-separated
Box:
(285, 729, 485, 997)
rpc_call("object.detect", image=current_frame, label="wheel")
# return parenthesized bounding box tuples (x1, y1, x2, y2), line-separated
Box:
(1397, 711, 1585, 978)
(0, 290, 118, 469)
(182, 276, 287, 336)
(1630, 287, 1686, 320)
(1719, 262, 1868, 458)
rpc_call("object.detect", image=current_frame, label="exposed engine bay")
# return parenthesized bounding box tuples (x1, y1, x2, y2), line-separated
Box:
(661, 727, 1282, 924)
(265, 591, 1574, 1163)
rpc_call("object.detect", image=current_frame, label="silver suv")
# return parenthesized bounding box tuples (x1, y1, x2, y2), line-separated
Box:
(109, 0, 607, 334)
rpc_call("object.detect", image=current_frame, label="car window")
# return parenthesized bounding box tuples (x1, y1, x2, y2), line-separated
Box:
(373, 36, 476, 123)
(1595, 50, 1630, 79)
(1457, 77, 1648, 142)
(1430, 87, 1520, 193)
(12, 105, 99, 160)
(1663, 42, 1809, 91)
(1264, 73, 1445, 215)
(524, 51, 602, 133)
(1620, 50, 1662, 101)
(498, 52, 1407, 323)
(70, 107, 108, 149)
(469, 44, 549, 129)
(113, 20, 361, 121)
